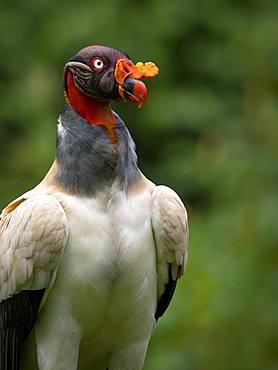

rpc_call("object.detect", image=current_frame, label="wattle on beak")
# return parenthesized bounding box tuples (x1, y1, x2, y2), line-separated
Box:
(114, 59, 159, 108)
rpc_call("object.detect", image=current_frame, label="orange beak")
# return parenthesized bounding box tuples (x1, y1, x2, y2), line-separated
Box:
(114, 59, 159, 107)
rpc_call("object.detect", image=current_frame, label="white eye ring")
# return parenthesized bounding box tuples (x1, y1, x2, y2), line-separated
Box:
(92, 58, 104, 70)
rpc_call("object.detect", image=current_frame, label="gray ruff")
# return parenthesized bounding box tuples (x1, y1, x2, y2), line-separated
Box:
(55, 104, 140, 195)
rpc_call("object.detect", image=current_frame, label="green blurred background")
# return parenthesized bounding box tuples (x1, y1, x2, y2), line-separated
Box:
(0, 0, 277, 369)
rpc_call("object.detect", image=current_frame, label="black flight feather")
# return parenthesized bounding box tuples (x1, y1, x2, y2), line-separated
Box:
(0, 289, 45, 370)
(155, 268, 177, 320)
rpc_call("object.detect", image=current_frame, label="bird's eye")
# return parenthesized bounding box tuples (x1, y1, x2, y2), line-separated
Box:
(91, 57, 105, 72)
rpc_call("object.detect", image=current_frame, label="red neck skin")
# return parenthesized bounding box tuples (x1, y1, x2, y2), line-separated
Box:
(66, 72, 117, 143)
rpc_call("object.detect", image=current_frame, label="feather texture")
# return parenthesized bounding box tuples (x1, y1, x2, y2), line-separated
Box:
(0, 195, 68, 369)
(0, 195, 69, 301)
(151, 185, 188, 319)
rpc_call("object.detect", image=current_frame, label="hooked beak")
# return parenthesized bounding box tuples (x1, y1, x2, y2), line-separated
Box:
(119, 78, 147, 108)
(114, 59, 159, 107)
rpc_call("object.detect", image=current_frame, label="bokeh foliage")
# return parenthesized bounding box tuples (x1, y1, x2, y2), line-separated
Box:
(0, 0, 277, 369)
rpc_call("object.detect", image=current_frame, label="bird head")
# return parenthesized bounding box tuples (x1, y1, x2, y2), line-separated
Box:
(64, 45, 159, 109)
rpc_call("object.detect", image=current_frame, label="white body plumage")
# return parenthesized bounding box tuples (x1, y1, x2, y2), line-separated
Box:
(0, 175, 188, 370)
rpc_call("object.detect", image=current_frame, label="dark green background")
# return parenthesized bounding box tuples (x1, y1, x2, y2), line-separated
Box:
(0, 0, 277, 369)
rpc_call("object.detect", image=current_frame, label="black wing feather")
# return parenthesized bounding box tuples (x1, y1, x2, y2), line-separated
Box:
(155, 267, 177, 320)
(0, 289, 45, 370)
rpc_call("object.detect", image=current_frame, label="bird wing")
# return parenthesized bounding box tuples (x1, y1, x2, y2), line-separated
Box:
(0, 194, 68, 369)
(151, 185, 188, 320)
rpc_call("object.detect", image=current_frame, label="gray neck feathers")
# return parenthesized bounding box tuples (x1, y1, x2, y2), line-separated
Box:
(55, 105, 140, 195)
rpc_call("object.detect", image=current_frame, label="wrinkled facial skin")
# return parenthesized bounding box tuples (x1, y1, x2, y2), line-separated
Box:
(64, 46, 130, 100)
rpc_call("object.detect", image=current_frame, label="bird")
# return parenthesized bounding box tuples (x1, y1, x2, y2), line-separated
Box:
(0, 45, 188, 370)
